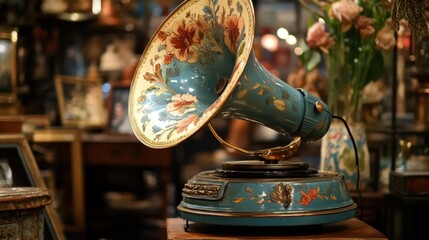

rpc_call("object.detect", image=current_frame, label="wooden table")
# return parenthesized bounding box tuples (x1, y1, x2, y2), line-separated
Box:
(31, 129, 173, 237)
(167, 217, 387, 239)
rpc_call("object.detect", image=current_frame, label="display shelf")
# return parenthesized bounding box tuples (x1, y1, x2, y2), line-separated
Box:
(379, 29, 429, 240)
(366, 124, 429, 137)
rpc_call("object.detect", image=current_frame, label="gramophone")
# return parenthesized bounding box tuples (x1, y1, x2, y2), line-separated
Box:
(128, 0, 357, 228)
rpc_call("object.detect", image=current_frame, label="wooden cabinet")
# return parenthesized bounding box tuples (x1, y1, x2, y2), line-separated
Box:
(82, 134, 171, 168)
(82, 133, 173, 240)
(386, 193, 429, 240)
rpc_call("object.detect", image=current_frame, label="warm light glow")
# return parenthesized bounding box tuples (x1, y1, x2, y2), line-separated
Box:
(0, 43, 6, 53)
(294, 47, 303, 56)
(11, 31, 18, 42)
(277, 28, 289, 40)
(92, 0, 102, 14)
(285, 35, 297, 45)
(261, 34, 279, 52)
(70, 13, 80, 21)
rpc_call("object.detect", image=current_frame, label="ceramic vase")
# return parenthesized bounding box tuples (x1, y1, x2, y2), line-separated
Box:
(320, 122, 371, 191)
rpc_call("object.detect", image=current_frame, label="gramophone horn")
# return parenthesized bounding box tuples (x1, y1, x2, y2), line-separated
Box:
(129, 0, 332, 150)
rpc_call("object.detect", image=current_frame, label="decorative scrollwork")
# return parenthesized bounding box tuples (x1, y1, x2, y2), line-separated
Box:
(270, 183, 293, 208)
(182, 183, 222, 199)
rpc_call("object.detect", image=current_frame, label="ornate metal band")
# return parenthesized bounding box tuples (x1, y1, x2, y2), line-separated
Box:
(178, 202, 357, 217)
(182, 183, 224, 200)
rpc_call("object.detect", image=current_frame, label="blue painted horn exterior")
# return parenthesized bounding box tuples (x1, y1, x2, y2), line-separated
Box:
(219, 50, 331, 141)
(129, 0, 331, 148)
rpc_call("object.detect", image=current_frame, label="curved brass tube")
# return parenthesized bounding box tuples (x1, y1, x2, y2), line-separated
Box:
(207, 123, 301, 162)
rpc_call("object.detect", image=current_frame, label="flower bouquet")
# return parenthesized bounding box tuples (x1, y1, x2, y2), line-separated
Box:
(299, 0, 395, 122)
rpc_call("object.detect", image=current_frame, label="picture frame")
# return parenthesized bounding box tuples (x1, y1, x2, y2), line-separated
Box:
(0, 27, 18, 104)
(106, 82, 133, 134)
(55, 75, 107, 128)
(0, 134, 66, 240)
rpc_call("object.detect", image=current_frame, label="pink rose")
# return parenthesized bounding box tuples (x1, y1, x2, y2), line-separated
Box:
(355, 16, 375, 38)
(306, 22, 335, 52)
(331, 0, 363, 31)
(331, 0, 363, 22)
(376, 26, 396, 51)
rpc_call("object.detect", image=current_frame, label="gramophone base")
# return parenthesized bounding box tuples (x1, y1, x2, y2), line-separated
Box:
(178, 203, 357, 227)
(178, 170, 357, 226)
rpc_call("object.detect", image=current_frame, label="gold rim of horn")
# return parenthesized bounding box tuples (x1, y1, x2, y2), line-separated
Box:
(208, 123, 301, 162)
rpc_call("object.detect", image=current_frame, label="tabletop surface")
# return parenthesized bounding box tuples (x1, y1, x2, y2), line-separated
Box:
(167, 217, 388, 240)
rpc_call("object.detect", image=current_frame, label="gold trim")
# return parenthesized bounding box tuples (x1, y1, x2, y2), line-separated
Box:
(182, 183, 222, 199)
(178, 203, 357, 218)
(315, 101, 325, 112)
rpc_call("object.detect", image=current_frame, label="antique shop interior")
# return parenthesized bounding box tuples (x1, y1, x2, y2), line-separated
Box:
(0, 0, 428, 239)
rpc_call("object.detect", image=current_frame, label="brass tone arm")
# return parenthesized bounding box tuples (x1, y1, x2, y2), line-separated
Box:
(207, 123, 301, 163)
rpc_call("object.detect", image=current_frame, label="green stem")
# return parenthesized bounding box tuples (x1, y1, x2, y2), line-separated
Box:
(327, 54, 337, 114)
(298, 0, 323, 19)
(350, 39, 374, 122)
(328, 23, 347, 117)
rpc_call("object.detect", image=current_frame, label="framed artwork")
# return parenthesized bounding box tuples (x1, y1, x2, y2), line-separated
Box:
(0, 27, 18, 104)
(0, 134, 66, 240)
(55, 75, 107, 128)
(107, 82, 133, 134)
